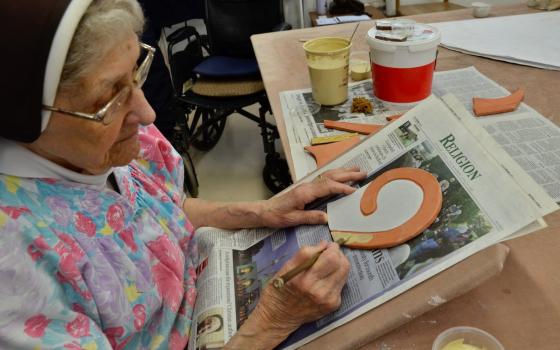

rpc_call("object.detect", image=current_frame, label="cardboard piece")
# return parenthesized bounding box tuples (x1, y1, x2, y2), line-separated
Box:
(331, 168, 442, 249)
(300, 243, 510, 350)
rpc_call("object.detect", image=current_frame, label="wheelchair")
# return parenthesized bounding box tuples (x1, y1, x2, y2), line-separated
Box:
(166, 0, 293, 195)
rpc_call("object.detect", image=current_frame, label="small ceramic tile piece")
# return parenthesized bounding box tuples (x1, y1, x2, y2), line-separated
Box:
(305, 136, 361, 168)
(331, 167, 442, 249)
(472, 89, 524, 117)
(323, 119, 384, 135)
(386, 113, 404, 122)
(310, 133, 359, 145)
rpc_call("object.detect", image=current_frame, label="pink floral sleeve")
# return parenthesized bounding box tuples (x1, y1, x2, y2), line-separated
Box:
(135, 125, 185, 207)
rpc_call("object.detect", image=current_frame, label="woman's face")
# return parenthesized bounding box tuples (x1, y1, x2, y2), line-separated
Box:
(26, 33, 156, 175)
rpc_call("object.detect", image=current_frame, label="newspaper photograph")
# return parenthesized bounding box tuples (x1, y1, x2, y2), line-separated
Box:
(194, 307, 226, 350)
(281, 67, 560, 203)
(188, 96, 554, 350)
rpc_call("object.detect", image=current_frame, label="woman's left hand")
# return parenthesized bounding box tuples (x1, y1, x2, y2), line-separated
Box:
(259, 166, 366, 228)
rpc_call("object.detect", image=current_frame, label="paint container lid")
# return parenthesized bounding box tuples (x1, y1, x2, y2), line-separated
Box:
(367, 21, 440, 53)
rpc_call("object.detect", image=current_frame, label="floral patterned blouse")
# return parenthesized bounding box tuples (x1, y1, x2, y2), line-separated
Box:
(0, 126, 198, 349)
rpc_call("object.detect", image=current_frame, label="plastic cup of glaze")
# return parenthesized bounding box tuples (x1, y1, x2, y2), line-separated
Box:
(472, 2, 491, 18)
(303, 37, 352, 106)
(349, 50, 372, 81)
(432, 326, 505, 350)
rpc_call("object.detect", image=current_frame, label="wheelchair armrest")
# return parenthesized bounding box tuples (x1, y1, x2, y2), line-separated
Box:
(272, 22, 292, 32)
(166, 25, 200, 46)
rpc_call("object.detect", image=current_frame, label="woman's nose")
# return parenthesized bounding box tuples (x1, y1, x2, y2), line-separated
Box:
(125, 87, 156, 125)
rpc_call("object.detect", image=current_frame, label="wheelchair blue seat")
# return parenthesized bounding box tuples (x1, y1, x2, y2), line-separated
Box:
(193, 56, 260, 78)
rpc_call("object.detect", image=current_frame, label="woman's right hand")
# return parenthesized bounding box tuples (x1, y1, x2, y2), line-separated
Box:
(256, 241, 350, 329)
(225, 241, 350, 349)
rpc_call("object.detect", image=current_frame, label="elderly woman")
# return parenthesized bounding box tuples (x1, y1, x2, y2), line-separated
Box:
(0, 0, 365, 349)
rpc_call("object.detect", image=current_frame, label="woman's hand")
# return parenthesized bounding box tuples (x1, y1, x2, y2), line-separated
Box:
(225, 241, 350, 350)
(183, 167, 365, 230)
(256, 241, 350, 328)
(259, 166, 366, 228)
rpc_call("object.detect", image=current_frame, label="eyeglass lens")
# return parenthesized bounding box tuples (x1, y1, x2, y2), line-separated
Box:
(102, 86, 131, 125)
(102, 48, 153, 124)
(135, 49, 153, 88)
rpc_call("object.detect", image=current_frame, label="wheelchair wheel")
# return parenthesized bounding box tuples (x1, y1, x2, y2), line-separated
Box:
(190, 108, 227, 151)
(262, 153, 293, 194)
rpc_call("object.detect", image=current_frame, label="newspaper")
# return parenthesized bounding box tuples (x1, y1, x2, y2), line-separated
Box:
(281, 67, 560, 204)
(187, 96, 557, 350)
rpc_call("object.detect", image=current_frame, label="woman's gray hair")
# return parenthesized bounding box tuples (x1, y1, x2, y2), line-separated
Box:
(60, 0, 145, 91)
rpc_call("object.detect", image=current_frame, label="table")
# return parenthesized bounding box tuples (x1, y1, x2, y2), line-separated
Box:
(252, 4, 560, 349)
(308, 5, 386, 27)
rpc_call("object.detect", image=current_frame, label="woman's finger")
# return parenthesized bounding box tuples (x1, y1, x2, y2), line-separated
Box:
(317, 178, 358, 196)
(303, 243, 349, 282)
(323, 166, 361, 176)
(323, 168, 366, 183)
(280, 209, 328, 226)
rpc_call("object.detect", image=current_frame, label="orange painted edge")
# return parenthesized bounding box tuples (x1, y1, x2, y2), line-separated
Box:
(472, 89, 524, 117)
(333, 167, 442, 249)
(324, 119, 384, 135)
(304, 136, 361, 168)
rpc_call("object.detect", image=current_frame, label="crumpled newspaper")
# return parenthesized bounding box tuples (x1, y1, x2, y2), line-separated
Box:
(527, 0, 560, 11)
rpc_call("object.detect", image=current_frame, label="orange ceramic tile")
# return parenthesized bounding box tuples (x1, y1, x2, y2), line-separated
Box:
(323, 119, 384, 135)
(331, 167, 442, 249)
(472, 89, 524, 117)
(304, 136, 361, 168)
(386, 113, 404, 122)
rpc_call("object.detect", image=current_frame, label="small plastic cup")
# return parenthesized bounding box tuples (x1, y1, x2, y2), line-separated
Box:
(472, 2, 491, 18)
(349, 50, 371, 81)
(303, 37, 351, 106)
(432, 326, 505, 350)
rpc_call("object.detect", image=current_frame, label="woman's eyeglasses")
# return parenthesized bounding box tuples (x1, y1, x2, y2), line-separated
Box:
(43, 42, 155, 125)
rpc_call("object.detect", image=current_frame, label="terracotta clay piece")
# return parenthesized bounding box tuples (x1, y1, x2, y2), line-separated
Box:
(472, 89, 524, 117)
(331, 167, 442, 249)
(305, 136, 361, 168)
(386, 112, 404, 122)
(323, 119, 384, 135)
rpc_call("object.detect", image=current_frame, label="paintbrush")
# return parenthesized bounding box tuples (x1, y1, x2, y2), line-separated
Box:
(349, 22, 360, 43)
(272, 238, 348, 289)
(299, 22, 360, 44)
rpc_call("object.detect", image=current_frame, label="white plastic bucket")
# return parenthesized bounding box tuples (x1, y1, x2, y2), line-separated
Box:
(367, 22, 440, 104)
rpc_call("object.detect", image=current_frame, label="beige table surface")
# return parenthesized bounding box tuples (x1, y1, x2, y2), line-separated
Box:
(252, 4, 560, 349)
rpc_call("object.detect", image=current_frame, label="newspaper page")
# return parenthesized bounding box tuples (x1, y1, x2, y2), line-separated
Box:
(282, 67, 560, 204)
(187, 96, 551, 350)
(439, 94, 556, 238)
(186, 227, 273, 350)
(434, 67, 560, 203)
